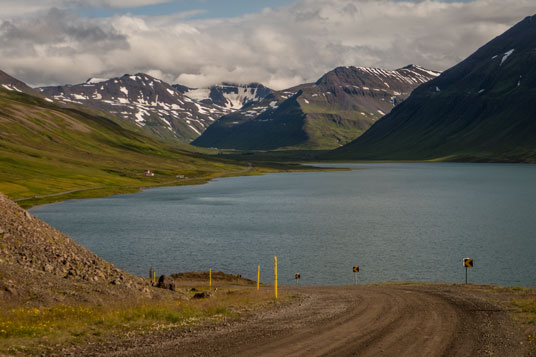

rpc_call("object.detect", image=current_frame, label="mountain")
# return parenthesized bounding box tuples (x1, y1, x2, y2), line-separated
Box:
(175, 82, 272, 110)
(192, 65, 439, 150)
(0, 70, 41, 96)
(0, 73, 247, 205)
(39, 74, 249, 142)
(331, 15, 536, 162)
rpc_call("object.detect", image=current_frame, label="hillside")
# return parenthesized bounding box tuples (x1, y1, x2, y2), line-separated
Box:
(0, 70, 39, 96)
(0, 82, 249, 206)
(331, 15, 536, 162)
(192, 65, 439, 150)
(0, 192, 151, 305)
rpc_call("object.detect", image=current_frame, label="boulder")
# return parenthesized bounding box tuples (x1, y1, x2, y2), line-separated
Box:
(156, 275, 176, 291)
(192, 291, 212, 299)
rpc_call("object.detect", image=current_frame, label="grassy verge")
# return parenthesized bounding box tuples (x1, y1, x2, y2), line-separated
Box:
(466, 285, 536, 350)
(0, 286, 292, 355)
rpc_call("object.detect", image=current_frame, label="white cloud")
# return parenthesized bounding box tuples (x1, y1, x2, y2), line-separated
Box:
(0, 0, 174, 18)
(0, 0, 534, 89)
(104, 0, 173, 7)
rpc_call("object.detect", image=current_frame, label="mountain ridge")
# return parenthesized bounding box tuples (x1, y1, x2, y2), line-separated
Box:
(193, 64, 439, 150)
(331, 15, 536, 162)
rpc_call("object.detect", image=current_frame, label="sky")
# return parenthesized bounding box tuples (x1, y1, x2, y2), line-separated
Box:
(0, 0, 534, 89)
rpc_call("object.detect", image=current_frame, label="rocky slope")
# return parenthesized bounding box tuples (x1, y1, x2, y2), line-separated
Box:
(332, 15, 536, 162)
(192, 65, 439, 150)
(0, 193, 153, 305)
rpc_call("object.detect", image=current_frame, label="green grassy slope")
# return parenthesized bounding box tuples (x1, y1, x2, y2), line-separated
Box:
(193, 89, 375, 151)
(331, 15, 536, 162)
(0, 89, 248, 205)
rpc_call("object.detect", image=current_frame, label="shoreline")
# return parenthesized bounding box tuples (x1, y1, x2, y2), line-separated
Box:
(19, 161, 346, 210)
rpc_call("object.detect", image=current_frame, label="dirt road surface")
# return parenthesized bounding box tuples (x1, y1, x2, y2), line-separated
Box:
(66, 284, 530, 356)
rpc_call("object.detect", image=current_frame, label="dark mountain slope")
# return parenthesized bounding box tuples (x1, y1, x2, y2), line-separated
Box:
(193, 65, 439, 150)
(332, 15, 536, 162)
(0, 70, 41, 96)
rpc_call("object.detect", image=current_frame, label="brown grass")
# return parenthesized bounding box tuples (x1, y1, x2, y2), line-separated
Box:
(0, 286, 290, 355)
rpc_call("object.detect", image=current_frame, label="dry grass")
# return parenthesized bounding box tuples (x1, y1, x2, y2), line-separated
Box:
(0, 286, 289, 355)
(458, 284, 536, 350)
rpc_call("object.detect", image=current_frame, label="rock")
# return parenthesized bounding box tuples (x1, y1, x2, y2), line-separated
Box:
(192, 291, 212, 299)
(24, 211, 32, 220)
(43, 264, 53, 272)
(5, 286, 17, 295)
(156, 275, 176, 291)
(111, 279, 121, 285)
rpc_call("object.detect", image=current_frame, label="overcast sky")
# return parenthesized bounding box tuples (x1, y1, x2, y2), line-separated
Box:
(0, 0, 534, 89)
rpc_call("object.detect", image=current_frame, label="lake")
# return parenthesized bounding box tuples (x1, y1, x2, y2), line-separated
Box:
(30, 163, 536, 287)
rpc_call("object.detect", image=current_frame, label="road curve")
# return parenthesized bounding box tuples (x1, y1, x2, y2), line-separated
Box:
(73, 285, 529, 356)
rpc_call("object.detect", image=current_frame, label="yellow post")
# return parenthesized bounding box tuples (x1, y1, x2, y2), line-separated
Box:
(152, 271, 155, 284)
(274, 256, 278, 299)
(257, 265, 260, 291)
(209, 268, 212, 288)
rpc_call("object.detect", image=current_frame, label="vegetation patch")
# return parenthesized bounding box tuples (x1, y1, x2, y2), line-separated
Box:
(0, 287, 288, 355)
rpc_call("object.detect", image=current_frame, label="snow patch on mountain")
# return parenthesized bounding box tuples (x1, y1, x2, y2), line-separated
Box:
(500, 49, 515, 66)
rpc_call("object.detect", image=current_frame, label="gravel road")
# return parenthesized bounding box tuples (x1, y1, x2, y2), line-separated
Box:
(65, 284, 530, 356)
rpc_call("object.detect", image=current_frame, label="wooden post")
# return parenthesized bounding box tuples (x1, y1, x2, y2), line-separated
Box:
(274, 257, 278, 299)
(209, 268, 212, 288)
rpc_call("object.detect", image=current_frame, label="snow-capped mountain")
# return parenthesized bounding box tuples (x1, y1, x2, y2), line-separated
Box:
(39, 74, 252, 141)
(1, 70, 41, 96)
(193, 64, 440, 150)
(175, 83, 272, 110)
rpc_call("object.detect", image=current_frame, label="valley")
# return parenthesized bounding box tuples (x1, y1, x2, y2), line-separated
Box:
(1, 6, 536, 357)
(0, 80, 322, 209)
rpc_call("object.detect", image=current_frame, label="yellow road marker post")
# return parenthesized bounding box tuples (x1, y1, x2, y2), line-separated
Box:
(274, 256, 278, 299)
(295, 273, 300, 286)
(257, 265, 260, 291)
(209, 268, 212, 288)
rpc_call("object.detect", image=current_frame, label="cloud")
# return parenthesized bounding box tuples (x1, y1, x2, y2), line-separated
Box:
(0, 0, 534, 89)
(0, 0, 174, 18)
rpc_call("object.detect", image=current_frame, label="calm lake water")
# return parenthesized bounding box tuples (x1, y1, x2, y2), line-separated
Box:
(31, 163, 536, 287)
